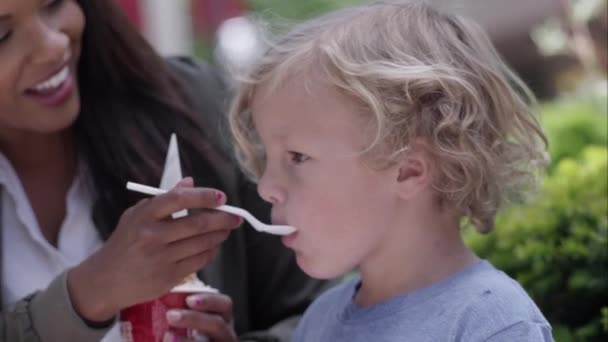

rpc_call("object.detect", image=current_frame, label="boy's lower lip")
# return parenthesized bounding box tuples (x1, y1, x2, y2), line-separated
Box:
(281, 231, 298, 247)
(24, 71, 74, 107)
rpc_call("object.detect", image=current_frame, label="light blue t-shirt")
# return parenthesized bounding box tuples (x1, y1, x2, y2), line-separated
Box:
(293, 260, 552, 342)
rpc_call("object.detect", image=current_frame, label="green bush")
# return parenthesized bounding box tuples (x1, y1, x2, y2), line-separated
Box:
(465, 146, 608, 341)
(248, 0, 366, 21)
(541, 100, 607, 168)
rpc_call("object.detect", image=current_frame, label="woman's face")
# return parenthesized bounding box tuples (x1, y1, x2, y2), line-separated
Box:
(0, 0, 84, 141)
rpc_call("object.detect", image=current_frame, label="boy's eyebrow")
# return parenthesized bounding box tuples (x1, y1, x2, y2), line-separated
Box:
(260, 124, 289, 141)
(269, 131, 288, 141)
(267, 130, 297, 146)
(0, 15, 11, 21)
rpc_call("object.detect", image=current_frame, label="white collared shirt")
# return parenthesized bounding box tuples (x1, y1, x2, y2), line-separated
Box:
(0, 152, 121, 341)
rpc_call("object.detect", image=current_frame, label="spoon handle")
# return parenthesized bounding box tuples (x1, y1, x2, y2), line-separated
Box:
(215, 205, 262, 232)
(127, 182, 166, 195)
(126, 182, 263, 231)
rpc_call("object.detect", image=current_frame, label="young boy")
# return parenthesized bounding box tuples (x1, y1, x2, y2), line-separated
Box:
(228, 1, 553, 341)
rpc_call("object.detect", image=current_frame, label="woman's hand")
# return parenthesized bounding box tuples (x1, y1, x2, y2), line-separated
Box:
(164, 292, 237, 342)
(67, 178, 241, 322)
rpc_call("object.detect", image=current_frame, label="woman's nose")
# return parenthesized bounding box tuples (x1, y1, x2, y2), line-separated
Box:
(257, 167, 287, 205)
(30, 22, 69, 66)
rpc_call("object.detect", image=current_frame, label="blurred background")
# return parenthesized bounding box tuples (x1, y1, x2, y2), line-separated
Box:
(116, 1, 607, 341)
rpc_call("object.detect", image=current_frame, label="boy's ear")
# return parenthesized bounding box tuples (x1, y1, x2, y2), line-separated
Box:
(394, 142, 432, 200)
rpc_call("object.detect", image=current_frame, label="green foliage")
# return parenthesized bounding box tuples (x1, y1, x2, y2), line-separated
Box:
(247, 0, 367, 21)
(465, 145, 608, 341)
(541, 99, 608, 168)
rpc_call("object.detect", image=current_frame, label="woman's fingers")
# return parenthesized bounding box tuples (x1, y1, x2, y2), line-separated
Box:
(174, 250, 217, 277)
(163, 293, 236, 341)
(157, 211, 239, 244)
(186, 293, 233, 323)
(167, 230, 231, 262)
(176, 177, 195, 188)
(163, 331, 209, 342)
(141, 187, 226, 221)
(166, 310, 236, 341)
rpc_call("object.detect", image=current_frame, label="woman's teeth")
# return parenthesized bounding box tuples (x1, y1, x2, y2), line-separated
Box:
(31, 66, 69, 92)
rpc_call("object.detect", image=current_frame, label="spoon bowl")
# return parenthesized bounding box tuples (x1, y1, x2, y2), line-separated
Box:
(126, 182, 297, 236)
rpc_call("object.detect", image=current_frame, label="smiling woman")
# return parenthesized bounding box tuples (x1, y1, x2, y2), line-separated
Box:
(0, 0, 331, 341)
(0, 0, 83, 136)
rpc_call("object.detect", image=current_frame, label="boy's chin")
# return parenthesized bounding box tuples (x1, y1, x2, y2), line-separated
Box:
(296, 254, 350, 279)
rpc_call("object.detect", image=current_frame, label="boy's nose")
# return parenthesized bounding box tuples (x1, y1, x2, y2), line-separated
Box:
(257, 168, 286, 205)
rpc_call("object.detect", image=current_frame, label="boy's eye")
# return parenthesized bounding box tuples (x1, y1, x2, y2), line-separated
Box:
(288, 151, 310, 164)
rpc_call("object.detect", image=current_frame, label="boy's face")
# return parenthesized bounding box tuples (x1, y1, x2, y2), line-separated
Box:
(251, 78, 401, 279)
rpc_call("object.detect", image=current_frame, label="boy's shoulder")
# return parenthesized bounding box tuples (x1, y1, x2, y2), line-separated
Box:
(456, 261, 544, 315)
(294, 262, 553, 341)
(446, 260, 553, 341)
(304, 261, 548, 321)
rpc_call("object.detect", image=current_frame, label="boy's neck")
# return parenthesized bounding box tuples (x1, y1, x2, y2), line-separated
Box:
(355, 200, 479, 307)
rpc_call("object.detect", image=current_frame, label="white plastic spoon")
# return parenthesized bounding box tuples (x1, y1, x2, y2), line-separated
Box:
(126, 182, 297, 236)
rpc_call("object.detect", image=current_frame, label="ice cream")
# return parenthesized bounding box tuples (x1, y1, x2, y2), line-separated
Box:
(171, 273, 218, 293)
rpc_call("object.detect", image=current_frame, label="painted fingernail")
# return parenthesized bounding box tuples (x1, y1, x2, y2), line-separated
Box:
(186, 295, 204, 307)
(166, 310, 182, 324)
(234, 215, 243, 225)
(215, 192, 224, 202)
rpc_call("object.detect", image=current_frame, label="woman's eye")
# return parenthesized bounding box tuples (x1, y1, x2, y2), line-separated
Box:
(44, 0, 64, 9)
(288, 152, 310, 164)
(0, 30, 12, 44)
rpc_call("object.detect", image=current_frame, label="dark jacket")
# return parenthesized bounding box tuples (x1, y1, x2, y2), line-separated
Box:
(0, 57, 332, 341)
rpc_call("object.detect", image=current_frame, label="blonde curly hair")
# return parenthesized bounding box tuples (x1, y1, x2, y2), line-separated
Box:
(228, 1, 549, 233)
